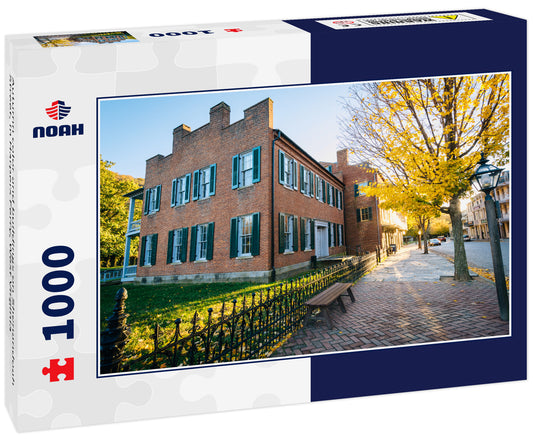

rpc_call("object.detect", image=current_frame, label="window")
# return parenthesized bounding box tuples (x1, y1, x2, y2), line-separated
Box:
(167, 228, 188, 263)
(299, 166, 314, 196)
(192, 164, 216, 200)
(171, 174, 191, 206)
(336, 189, 343, 210)
(279, 213, 298, 253)
(329, 223, 335, 247)
(140, 233, 158, 266)
(230, 213, 260, 258)
(190, 222, 214, 261)
(299, 217, 315, 251)
(197, 223, 208, 260)
(143, 185, 161, 214)
(338, 224, 343, 246)
(278, 150, 297, 189)
(233, 147, 260, 188)
(316, 177, 325, 202)
(357, 207, 373, 222)
(355, 181, 370, 197)
(328, 184, 334, 206)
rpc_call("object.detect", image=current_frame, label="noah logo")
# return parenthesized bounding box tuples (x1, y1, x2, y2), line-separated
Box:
(33, 100, 84, 139)
(45, 100, 71, 120)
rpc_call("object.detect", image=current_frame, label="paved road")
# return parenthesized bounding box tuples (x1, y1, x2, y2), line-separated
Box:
(430, 239, 509, 276)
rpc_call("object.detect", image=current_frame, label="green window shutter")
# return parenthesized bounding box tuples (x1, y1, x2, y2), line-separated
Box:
(310, 219, 315, 249)
(171, 179, 177, 206)
(206, 222, 215, 260)
(252, 146, 261, 183)
(189, 225, 197, 261)
(167, 230, 174, 263)
(300, 217, 305, 250)
(279, 213, 285, 253)
(184, 174, 191, 203)
(230, 217, 238, 258)
(140, 236, 147, 266)
(192, 170, 200, 200)
(334, 223, 338, 246)
(232, 155, 239, 189)
(252, 212, 260, 256)
(322, 179, 326, 202)
(209, 164, 217, 196)
(155, 185, 161, 211)
(354, 183, 359, 197)
(316, 176, 320, 200)
(327, 165, 332, 173)
(300, 165, 305, 193)
(356, 208, 361, 222)
(368, 206, 373, 221)
(150, 234, 158, 265)
(292, 161, 298, 190)
(293, 215, 298, 252)
(143, 189, 150, 214)
(279, 151, 285, 184)
(310, 172, 314, 197)
(180, 227, 188, 263)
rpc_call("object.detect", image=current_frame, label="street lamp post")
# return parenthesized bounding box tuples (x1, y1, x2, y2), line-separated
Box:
(470, 155, 509, 321)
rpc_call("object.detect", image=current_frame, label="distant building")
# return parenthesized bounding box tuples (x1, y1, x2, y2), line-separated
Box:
(465, 170, 509, 240)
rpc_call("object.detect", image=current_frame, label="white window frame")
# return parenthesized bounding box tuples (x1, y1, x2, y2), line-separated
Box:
(174, 176, 188, 206)
(304, 219, 311, 250)
(240, 151, 254, 188)
(329, 224, 335, 246)
(328, 184, 334, 206)
(284, 157, 293, 188)
(238, 214, 253, 257)
(196, 223, 209, 260)
(198, 167, 211, 200)
(144, 235, 153, 266)
(284, 215, 294, 253)
(338, 224, 343, 246)
(316, 179, 323, 202)
(172, 229, 183, 263)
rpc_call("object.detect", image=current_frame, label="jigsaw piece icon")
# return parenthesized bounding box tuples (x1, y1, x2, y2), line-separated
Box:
(42, 358, 74, 382)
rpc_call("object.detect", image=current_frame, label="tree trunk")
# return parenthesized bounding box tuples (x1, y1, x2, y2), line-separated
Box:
(449, 196, 472, 281)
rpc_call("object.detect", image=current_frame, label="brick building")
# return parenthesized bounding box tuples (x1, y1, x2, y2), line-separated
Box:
(121, 98, 346, 283)
(323, 150, 407, 255)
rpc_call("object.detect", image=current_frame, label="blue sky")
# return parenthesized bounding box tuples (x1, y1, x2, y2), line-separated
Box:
(99, 83, 352, 178)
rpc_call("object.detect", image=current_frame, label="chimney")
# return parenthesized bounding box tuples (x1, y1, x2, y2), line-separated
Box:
(172, 124, 191, 152)
(243, 98, 273, 129)
(336, 149, 349, 167)
(209, 102, 231, 129)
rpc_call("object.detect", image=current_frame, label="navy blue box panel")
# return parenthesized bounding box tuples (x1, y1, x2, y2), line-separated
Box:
(286, 10, 526, 84)
(285, 10, 527, 403)
(310, 337, 526, 402)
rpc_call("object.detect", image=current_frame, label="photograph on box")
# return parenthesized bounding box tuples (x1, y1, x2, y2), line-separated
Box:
(98, 72, 510, 374)
(34, 31, 138, 47)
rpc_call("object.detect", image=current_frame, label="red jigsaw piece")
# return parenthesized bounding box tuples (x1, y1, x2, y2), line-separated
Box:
(42, 357, 74, 382)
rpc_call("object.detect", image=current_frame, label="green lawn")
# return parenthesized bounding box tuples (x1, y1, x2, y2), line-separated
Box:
(100, 280, 286, 357)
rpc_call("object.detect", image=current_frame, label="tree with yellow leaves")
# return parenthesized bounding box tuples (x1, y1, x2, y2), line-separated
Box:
(340, 74, 509, 280)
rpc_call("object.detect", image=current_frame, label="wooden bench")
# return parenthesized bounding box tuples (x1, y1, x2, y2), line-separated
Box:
(304, 282, 355, 329)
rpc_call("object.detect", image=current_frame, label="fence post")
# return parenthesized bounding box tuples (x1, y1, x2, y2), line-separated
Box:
(100, 287, 130, 374)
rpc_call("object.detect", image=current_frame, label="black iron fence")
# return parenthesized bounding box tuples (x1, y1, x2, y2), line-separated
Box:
(101, 252, 380, 374)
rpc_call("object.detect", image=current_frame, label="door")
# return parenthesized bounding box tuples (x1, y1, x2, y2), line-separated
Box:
(315, 223, 329, 258)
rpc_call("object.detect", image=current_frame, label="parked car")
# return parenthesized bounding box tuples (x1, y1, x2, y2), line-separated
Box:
(429, 238, 441, 246)
(437, 236, 447, 242)
(463, 234, 471, 242)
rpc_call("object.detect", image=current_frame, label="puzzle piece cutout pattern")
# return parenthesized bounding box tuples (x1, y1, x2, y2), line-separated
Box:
(42, 358, 74, 382)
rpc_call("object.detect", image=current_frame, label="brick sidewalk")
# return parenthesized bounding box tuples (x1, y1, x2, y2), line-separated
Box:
(271, 249, 509, 357)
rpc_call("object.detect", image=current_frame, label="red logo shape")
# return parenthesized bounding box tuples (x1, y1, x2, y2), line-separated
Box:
(224, 28, 243, 33)
(42, 357, 74, 382)
(45, 100, 71, 120)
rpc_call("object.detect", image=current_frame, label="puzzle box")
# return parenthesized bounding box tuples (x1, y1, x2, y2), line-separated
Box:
(5, 9, 526, 431)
